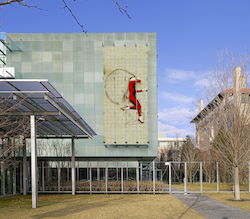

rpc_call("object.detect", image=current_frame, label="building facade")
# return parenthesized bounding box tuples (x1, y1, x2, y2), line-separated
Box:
(0, 32, 158, 196)
(191, 66, 248, 150)
(4, 32, 158, 160)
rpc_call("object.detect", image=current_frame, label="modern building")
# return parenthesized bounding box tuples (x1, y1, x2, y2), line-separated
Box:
(0, 32, 158, 202)
(158, 132, 185, 162)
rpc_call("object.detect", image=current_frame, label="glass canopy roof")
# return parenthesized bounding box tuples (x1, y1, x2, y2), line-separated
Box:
(0, 79, 96, 138)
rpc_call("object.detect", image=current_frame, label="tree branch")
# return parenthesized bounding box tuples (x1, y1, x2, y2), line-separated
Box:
(61, 0, 86, 33)
(112, 0, 131, 18)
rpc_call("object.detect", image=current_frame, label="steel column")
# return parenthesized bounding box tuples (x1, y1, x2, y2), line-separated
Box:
(169, 162, 171, 194)
(184, 162, 187, 195)
(217, 162, 219, 194)
(30, 115, 38, 208)
(249, 162, 250, 194)
(137, 161, 139, 194)
(105, 161, 108, 194)
(23, 142, 27, 195)
(121, 162, 123, 194)
(58, 163, 60, 193)
(1, 161, 4, 196)
(71, 138, 75, 195)
(200, 162, 203, 194)
(90, 162, 92, 194)
(42, 161, 45, 193)
(153, 160, 155, 194)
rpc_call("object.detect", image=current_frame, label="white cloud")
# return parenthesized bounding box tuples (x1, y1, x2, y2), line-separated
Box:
(160, 91, 194, 104)
(158, 107, 196, 138)
(163, 69, 197, 83)
(158, 121, 194, 138)
(158, 107, 194, 125)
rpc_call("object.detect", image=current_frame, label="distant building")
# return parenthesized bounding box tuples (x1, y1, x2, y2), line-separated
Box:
(158, 132, 185, 162)
(191, 66, 247, 151)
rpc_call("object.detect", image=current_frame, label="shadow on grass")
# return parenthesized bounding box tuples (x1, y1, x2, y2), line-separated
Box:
(32, 202, 105, 219)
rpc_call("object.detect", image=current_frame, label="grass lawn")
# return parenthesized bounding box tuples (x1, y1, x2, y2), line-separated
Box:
(0, 194, 205, 219)
(172, 183, 248, 192)
(204, 193, 250, 213)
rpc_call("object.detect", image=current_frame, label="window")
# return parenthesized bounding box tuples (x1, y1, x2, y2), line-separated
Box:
(242, 93, 246, 103)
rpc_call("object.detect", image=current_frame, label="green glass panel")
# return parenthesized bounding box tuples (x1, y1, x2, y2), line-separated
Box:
(73, 41, 84, 52)
(73, 62, 83, 73)
(31, 33, 42, 41)
(22, 52, 32, 62)
(22, 42, 31, 51)
(63, 52, 73, 62)
(43, 62, 53, 73)
(53, 62, 63, 72)
(42, 41, 53, 51)
(53, 41, 63, 51)
(32, 62, 42, 73)
(73, 52, 84, 62)
(52, 34, 63, 41)
(31, 41, 42, 51)
(41, 33, 53, 41)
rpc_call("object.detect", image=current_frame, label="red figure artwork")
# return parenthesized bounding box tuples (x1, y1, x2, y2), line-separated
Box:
(122, 77, 148, 123)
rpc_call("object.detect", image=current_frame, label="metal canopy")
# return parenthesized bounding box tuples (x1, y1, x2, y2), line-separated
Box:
(0, 79, 96, 138)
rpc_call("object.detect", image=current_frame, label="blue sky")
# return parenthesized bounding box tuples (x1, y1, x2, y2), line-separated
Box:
(1, 0, 250, 137)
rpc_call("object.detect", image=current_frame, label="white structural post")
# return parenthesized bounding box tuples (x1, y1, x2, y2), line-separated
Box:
(169, 162, 171, 194)
(71, 138, 75, 195)
(58, 163, 60, 193)
(153, 160, 155, 194)
(184, 162, 187, 195)
(87, 161, 89, 181)
(137, 161, 139, 194)
(249, 162, 250, 194)
(1, 140, 4, 196)
(217, 162, 219, 194)
(1, 161, 4, 196)
(117, 161, 119, 181)
(105, 161, 108, 194)
(42, 161, 45, 193)
(23, 141, 27, 195)
(121, 162, 123, 194)
(126, 161, 128, 181)
(89, 162, 92, 194)
(200, 162, 203, 194)
(13, 151, 16, 194)
(97, 161, 100, 181)
(232, 166, 235, 194)
(30, 115, 38, 208)
(140, 162, 143, 181)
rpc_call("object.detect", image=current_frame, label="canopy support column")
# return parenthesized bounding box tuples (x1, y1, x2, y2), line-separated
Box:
(71, 138, 75, 195)
(31, 115, 38, 208)
(23, 140, 27, 195)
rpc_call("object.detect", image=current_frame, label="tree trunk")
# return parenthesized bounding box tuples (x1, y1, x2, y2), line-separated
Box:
(234, 166, 240, 200)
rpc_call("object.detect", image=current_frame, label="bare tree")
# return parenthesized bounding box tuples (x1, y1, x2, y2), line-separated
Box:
(199, 47, 250, 200)
(180, 136, 200, 183)
(0, 94, 31, 169)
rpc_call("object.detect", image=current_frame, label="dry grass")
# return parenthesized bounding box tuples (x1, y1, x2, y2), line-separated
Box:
(42, 180, 168, 192)
(204, 193, 250, 212)
(172, 183, 249, 192)
(0, 194, 205, 219)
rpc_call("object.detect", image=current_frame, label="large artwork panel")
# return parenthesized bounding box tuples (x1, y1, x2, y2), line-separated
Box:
(103, 46, 148, 145)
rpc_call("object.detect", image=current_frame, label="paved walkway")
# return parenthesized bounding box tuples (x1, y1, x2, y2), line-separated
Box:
(172, 193, 250, 219)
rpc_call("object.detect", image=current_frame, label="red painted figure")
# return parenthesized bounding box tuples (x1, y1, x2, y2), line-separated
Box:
(122, 77, 147, 123)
